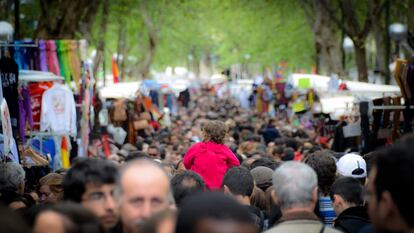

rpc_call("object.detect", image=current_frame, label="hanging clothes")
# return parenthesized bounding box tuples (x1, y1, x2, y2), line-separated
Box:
(332, 121, 358, 152)
(46, 40, 61, 76)
(18, 86, 33, 143)
(12, 41, 27, 70)
(31, 137, 57, 169)
(0, 56, 20, 131)
(28, 82, 53, 130)
(61, 136, 70, 168)
(406, 64, 414, 99)
(165, 94, 174, 112)
(66, 40, 81, 91)
(149, 90, 159, 107)
(400, 62, 412, 99)
(40, 83, 77, 134)
(56, 40, 71, 84)
(262, 84, 273, 113)
(78, 39, 88, 63)
(256, 86, 264, 113)
(38, 40, 49, 72)
(27, 43, 40, 70)
(0, 135, 19, 163)
(275, 81, 287, 105)
(392, 97, 402, 141)
(178, 88, 190, 107)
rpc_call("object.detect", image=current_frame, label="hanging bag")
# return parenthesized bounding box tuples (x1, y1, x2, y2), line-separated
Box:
(113, 99, 127, 122)
(139, 112, 151, 121)
(134, 119, 149, 130)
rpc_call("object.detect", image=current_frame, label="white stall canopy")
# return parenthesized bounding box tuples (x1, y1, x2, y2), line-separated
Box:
(99, 81, 141, 99)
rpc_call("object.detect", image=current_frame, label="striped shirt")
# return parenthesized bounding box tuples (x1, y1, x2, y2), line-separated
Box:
(319, 195, 336, 226)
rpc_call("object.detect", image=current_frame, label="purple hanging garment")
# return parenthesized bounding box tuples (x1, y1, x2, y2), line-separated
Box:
(18, 87, 33, 143)
(38, 40, 48, 71)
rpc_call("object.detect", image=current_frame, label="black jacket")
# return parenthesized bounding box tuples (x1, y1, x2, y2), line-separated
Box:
(260, 126, 280, 145)
(245, 205, 268, 231)
(334, 206, 370, 233)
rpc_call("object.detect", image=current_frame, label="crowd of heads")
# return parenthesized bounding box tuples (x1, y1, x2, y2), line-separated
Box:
(1, 89, 414, 233)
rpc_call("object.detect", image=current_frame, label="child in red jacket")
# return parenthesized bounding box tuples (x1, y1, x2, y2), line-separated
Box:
(184, 120, 240, 190)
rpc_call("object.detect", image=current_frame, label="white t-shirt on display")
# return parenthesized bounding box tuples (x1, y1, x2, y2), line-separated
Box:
(40, 83, 76, 134)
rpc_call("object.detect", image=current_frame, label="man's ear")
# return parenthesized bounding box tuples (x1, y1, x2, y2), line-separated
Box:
(311, 187, 318, 203)
(271, 189, 279, 205)
(379, 191, 397, 219)
(333, 194, 344, 207)
(18, 180, 25, 195)
(223, 185, 231, 195)
(378, 190, 409, 231)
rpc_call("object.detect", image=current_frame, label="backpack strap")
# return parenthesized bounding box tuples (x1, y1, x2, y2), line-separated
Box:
(259, 210, 265, 231)
(319, 225, 326, 233)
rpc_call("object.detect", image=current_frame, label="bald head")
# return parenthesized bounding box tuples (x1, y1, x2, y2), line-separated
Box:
(116, 159, 170, 196)
(116, 159, 172, 233)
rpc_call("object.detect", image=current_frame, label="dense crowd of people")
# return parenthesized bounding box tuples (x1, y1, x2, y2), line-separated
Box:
(1, 87, 414, 233)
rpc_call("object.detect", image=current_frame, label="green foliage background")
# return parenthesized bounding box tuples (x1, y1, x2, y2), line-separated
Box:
(96, 0, 315, 74)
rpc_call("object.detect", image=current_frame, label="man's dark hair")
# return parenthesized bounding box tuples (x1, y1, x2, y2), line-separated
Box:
(372, 137, 414, 227)
(124, 151, 149, 162)
(274, 138, 285, 146)
(272, 146, 284, 155)
(138, 209, 176, 233)
(222, 167, 254, 197)
(362, 151, 377, 174)
(330, 177, 364, 206)
(158, 144, 167, 160)
(135, 141, 143, 151)
(304, 150, 337, 195)
(0, 205, 30, 233)
(148, 145, 159, 152)
(282, 147, 295, 161)
(171, 171, 205, 206)
(250, 157, 280, 170)
(285, 138, 298, 151)
(248, 135, 262, 143)
(175, 192, 256, 233)
(38, 202, 105, 233)
(308, 145, 322, 154)
(63, 158, 118, 202)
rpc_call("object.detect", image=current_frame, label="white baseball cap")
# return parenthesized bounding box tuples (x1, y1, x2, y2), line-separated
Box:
(336, 153, 367, 178)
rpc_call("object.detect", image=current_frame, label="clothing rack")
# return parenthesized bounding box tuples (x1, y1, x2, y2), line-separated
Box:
(0, 41, 38, 47)
(27, 131, 76, 163)
(29, 131, 76, 138)
(372, 106, 414, 110)
(19, 70, 65, 83)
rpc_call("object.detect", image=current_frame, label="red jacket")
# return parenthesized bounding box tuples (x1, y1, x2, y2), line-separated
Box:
(184, 141, 240, 190)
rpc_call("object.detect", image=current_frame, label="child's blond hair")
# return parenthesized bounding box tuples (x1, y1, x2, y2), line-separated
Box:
(202, 120, 228, 144)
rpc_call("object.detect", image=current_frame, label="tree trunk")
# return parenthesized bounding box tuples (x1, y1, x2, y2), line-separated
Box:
(371, 0, 390, 84)
(372, 21, 390, 84)
(354, 42, 369, 82)
(35, 0, 100, 39)
(116, 26, 127, 81)
(120, 43, 128, 81)
(138, 2, 158, 79)
(317, 3, 345, 77)
(314, 43, 322, 74)
(139, 33, 156, 79)
(92, 0, 109, 77)
(301, 0, 345, 77)
(318, 0, 387, 82)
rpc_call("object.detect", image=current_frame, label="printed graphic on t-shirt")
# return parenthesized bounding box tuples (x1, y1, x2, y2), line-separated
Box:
(52, 95, 65, 114)
(1, 73, 17, 88)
